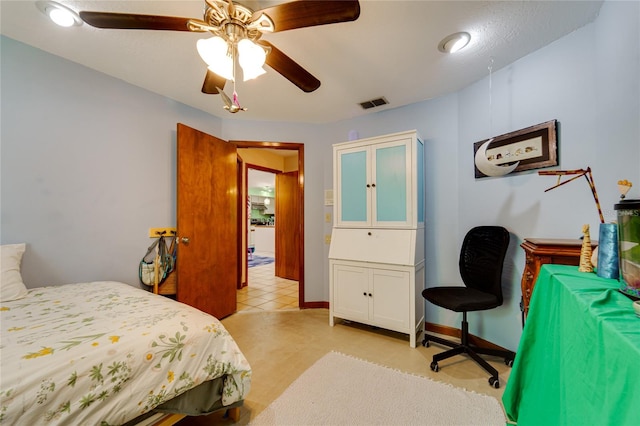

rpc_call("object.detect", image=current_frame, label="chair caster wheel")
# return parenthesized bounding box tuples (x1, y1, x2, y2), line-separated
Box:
(430, 361, 439, 372)
(505, 358, 514, 367)
(489, 377, 500, 388)
(422, 339, 430, 348)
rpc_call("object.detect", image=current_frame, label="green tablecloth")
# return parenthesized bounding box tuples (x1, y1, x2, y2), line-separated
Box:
(502, 264, 639, 425)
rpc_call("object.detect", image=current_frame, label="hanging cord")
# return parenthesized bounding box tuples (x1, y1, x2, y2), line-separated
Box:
(488, 57, 494, 135)
(230, 43, 244, 110)
(232, 43, 238, 105)
(486, 57, 528, 325)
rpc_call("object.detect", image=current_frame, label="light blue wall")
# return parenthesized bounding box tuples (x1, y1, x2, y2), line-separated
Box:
(1, 35, 224, 287)
(2, 0, 637, 350)
(455, 0, 639, 347)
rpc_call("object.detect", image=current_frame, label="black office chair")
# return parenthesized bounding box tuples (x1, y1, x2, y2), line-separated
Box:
(422, 226, 515, 388)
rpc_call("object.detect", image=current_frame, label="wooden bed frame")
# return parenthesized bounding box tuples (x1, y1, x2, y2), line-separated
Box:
(142, 407, 241, 426)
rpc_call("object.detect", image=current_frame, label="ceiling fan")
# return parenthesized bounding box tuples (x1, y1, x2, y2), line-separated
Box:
(77, 0, 361, 98)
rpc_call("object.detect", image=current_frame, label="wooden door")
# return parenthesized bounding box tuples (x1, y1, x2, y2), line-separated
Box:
(176, 123, 238, 319)
(275, 171, 300, 280)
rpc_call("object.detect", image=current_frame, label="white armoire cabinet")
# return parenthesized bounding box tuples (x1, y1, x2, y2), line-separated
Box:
(329, 130, 425, 347)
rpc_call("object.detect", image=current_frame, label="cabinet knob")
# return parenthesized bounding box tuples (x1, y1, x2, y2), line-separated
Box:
(367, 232, 372, 236)
(363, 292, 367, 296)
(366, 184, 371, 188)
(368, 293, 372, 297)
(371, 183, 376, 187)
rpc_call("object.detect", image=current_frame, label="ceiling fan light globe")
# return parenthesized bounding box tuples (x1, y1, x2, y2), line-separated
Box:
(241, 65, 266, 81)
(197, 36, 227, 64)
(238, 39, 266, 67)
(238, 39, 267, 81)
(207, 64, 234, 81)
(198, 37, 234, 80)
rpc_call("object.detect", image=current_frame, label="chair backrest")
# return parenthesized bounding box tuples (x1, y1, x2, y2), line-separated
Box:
(458, 226, 510, 304)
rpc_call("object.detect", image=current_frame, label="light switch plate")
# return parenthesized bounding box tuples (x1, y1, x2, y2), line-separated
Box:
(324, 189, 333, 206)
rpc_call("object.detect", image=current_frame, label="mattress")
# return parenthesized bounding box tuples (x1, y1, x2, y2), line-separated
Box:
(0, 281, 251, 425)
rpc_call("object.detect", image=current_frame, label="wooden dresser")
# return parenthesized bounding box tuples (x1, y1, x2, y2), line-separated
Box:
(520, 238, 598, 318)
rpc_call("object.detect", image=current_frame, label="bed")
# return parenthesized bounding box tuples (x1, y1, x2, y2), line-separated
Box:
(0, 244, 251, 425)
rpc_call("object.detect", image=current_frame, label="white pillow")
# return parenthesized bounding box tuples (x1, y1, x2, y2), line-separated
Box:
(1, 243, 28, 302)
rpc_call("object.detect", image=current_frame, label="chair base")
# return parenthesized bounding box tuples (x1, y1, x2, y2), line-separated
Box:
(422, 313, 515, 388)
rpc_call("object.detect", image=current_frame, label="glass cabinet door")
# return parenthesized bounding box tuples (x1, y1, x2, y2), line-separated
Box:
(337, 147, 369, 225)
(374, 144, 406, 222)
(372, 139, 410, 226)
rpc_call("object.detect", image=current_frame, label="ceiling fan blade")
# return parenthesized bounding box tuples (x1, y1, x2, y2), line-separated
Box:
(202, 70, 227, 94)
(79, 11, 195, 31)
(258, 41, 320, 93)
(252, 0, 360, 33)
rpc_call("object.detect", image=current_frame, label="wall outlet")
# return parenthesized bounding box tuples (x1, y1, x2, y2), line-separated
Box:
(325, 212, 331, 223)
(324, 234, 331, 244)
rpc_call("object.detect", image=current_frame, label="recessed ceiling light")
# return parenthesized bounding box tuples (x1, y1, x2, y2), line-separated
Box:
(438, 32, 471, 54)
(36, 1, 82, 27)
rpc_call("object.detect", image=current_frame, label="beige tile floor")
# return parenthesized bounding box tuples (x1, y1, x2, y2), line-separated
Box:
(237, 259, 299, 312)
(178, 309, 512, 426)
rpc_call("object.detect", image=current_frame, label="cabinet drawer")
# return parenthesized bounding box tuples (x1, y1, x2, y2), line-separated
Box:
(329, 228, 417, 265)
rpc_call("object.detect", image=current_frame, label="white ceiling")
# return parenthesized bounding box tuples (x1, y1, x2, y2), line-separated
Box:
(0, 1, 603, 124)
(248, 168, 276, 190)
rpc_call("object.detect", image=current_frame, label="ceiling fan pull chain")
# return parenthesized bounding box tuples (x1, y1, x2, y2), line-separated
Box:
(231, 53, 242, 109)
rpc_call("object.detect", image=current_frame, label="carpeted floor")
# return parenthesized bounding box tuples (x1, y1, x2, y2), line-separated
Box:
(249, 351, 507, 425)
(248, 255, 274, 268)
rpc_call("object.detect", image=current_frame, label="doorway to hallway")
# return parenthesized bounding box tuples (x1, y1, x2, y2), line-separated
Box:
(233, 141, 304, 312)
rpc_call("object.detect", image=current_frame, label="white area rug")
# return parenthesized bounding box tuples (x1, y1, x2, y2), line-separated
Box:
(250, 351, 506, 425)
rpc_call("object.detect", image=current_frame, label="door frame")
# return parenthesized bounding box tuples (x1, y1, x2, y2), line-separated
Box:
(236, 154, 245, 294)
(232, 140, 305, 308)
(244, 163, 280, 289)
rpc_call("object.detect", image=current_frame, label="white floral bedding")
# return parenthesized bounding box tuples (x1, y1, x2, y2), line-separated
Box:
(0, 281, 251, 425)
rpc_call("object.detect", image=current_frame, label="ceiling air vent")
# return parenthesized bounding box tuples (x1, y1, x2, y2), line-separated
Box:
(359, 97, 389, 110)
